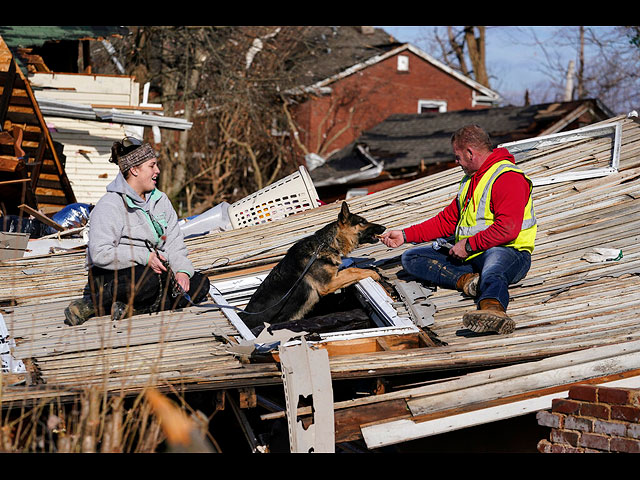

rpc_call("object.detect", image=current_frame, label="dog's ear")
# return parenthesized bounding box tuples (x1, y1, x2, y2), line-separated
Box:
(338, 202, 350, 224)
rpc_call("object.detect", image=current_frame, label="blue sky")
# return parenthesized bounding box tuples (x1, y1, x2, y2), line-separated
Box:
(376, 26, 609, 106)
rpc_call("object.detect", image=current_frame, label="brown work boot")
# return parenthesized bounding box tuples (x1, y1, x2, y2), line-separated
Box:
(456, 273, 480, 297)
(462, 298, 515, 334)
(64, 297, 95, 326)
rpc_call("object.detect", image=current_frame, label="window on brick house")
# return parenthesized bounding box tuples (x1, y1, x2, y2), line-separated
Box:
(397, 55, 409, 72)
(418, 100, 447, 113)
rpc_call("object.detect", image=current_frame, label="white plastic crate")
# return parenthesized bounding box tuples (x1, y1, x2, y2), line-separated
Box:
(229, 166, 320, 229)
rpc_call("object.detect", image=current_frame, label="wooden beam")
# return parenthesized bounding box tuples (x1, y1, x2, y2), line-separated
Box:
(0, 59, 16, 129)
(0, 155, 24, 173)
(0, 178, 30, 186)
(334, 399, 409, 443)
(18, 204, 64, 231)
(29, 132, 46, 191)
(19, 64, 76, 205)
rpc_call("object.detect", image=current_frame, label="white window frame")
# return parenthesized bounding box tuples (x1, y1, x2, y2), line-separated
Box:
(418, 100, 447, 114)
(209, 276, 418, 344)
(499, 121, 622, 186)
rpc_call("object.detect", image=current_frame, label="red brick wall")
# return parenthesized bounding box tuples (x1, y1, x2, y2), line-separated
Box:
(537, 384, 640, 453)
(293, 50, 487, 157)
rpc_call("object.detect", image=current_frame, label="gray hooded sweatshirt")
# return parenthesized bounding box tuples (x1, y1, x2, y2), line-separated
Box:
(87, 172, 194, 277)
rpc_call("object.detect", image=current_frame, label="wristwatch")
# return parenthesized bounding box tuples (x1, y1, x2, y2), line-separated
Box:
(465, 240, 474, 255)
(402, 230, 407, 242)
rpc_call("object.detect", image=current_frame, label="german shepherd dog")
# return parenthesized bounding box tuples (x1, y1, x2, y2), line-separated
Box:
(239, 202, 385, 333)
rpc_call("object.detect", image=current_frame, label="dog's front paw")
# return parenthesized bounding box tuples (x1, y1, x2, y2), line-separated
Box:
(367, 270, 381, 282)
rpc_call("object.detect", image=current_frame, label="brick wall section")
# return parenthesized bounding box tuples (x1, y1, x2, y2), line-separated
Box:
(537, 385, 640, 453)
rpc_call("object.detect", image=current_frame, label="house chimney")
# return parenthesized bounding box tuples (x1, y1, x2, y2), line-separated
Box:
(564, 60, 575, 102)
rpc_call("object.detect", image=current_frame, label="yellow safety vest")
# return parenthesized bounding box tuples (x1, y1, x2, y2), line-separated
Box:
(455, 160, 537, 261)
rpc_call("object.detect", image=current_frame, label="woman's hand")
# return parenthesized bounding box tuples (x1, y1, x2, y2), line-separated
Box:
(149, 251, 190, 292)
(175, 272, 190, 293)
(148, 250, 168, 274)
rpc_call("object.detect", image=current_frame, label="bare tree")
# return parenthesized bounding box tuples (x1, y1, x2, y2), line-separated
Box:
(503, 26, 639, 114)
(429, 26, 491, 88)
(101, 26, 311, 216)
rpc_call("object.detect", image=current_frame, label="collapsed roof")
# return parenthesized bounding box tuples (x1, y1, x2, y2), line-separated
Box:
(1, 106, 639, 449)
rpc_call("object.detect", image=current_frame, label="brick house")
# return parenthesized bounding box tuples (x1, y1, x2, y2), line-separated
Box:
(284, 27, 501, 161)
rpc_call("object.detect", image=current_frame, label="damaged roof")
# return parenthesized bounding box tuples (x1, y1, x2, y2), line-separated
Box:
(2, 112, 640, 449)
(285, 29, 501, 108)
(0, 26, 129, 49)
(310, 99, 615, 187)
(287, 26, 401, 88)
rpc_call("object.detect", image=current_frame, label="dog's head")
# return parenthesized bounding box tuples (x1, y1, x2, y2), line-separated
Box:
(337, 201, 386, 249)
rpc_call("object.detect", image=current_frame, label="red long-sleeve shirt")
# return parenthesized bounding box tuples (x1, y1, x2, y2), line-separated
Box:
(403, 148, 531, 252)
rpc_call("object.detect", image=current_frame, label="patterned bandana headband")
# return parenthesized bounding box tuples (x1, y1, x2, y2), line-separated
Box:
(117, 142, 157, 174)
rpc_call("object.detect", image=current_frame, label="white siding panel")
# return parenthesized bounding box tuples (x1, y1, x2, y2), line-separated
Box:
(29, 73, 140, 106)
(47, 117, 125, 205)
(35, 90, 135, 106)
(29, 73, 141, 205)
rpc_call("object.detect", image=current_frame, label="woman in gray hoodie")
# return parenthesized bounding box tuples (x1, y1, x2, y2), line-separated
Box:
(64, 137, 210, 326)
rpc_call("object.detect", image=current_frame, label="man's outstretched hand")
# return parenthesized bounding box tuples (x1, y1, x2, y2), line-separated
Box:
(380, 230, 405, 248)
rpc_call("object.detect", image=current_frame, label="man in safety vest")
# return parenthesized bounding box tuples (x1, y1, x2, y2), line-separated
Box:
(380, 125, 536, 335)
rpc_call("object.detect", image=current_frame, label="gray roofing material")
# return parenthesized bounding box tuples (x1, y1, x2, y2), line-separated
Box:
(286, 26, 401, 88)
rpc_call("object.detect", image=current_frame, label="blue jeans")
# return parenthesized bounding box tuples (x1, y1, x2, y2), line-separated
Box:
(401, 243, 531, 310)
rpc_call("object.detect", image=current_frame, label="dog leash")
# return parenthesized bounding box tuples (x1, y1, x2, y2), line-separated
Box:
(196, 242, 328, 316)
(145, 239, 196, 307)
(140, 236, 325, 315)
(140, 237, 323, 315)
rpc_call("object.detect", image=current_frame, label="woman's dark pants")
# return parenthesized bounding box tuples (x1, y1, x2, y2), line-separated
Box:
(87, 265, 210, 316)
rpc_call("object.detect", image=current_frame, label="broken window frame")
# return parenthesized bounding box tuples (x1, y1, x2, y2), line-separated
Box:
(209, 275, 419, 344)
(499, 121, 622, 186)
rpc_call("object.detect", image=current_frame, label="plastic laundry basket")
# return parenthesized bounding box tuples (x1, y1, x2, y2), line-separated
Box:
(228, 166, 320, 229)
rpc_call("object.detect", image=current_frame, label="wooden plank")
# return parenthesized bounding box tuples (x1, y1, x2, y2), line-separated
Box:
(18, 204, 64, 231)
(0, 58, 16, 128)
(361, 372, 640, 449)
(0, 155, 24, 172)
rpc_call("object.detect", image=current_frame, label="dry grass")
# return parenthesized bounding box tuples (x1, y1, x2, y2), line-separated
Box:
(0, 385, 217, 453)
